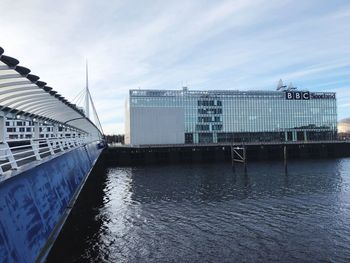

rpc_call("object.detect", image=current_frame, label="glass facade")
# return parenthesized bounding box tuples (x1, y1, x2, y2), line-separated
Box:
(129, 88, 337, 144)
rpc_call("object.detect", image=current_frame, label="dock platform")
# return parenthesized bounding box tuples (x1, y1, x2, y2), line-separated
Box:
(104, 141, 350, 165)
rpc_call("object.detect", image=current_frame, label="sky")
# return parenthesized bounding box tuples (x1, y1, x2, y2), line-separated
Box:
(0, 0, 349, 134)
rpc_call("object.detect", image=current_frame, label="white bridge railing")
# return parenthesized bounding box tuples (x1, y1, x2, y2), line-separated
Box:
(0, 137, 95, 175)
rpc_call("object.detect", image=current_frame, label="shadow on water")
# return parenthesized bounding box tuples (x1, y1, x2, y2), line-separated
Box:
(47, 158, 350, 263)
(46, 158, 109, 262)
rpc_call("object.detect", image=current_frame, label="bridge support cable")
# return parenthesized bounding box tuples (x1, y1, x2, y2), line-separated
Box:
(88, 88, 104, 135)
(72, 62, 104, 136)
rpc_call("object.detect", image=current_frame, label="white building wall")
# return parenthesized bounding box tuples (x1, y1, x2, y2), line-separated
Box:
(130, 107, 184, 145)
(124, 99, 131, 144)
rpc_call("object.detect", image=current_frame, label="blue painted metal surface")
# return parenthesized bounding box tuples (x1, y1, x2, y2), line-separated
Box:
(0, 142, 102, 263)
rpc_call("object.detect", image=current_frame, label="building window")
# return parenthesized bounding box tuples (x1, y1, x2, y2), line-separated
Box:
(185, 133, 193, 144)
(212, 124, 223, 131)
(196, 124, 210, 131)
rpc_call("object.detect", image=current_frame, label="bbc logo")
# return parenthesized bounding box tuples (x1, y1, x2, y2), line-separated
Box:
(285, 91, 310, 100)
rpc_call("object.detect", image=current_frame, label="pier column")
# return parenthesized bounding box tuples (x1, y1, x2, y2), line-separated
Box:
(284, 131, 288, 142)
(292, 131, 297, 141)
(0, 116, 6, 142)
(304, 131, 307, 142)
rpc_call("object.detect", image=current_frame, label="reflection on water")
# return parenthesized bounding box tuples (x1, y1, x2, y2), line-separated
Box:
(47, 158, 350, 262)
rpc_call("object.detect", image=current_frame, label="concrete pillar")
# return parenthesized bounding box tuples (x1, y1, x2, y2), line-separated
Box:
(292, 131, 297, 141)
(304, 131, 307, 141)
(284, 131, 288, 142)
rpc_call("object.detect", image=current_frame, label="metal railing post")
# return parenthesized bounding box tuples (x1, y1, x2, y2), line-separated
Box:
(31, 139, 42, 160)
(65, 139, 70, 149)
(4, 142, 18, 169)
(0, 115, 6, 143)
(69, 138, 74, 148)
(46, 139, 55, 155)
(58, 139, 65, 151)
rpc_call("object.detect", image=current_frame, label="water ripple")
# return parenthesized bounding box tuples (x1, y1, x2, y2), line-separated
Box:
(47, 159, 350, 263)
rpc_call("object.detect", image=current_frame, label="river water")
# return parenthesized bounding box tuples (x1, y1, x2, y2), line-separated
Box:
(47, 158, 350, 262)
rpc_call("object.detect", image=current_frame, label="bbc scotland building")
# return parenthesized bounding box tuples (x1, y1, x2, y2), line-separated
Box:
(125, 86, 337, 145)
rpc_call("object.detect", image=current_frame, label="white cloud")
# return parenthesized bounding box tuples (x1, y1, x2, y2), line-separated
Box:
(0, 0, 349, 133)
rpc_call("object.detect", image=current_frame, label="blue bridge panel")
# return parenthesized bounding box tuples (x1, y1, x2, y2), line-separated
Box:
(0, 143, 102, 263)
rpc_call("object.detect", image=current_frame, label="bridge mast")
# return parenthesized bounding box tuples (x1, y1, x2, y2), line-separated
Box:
(85, 61, 90, 119)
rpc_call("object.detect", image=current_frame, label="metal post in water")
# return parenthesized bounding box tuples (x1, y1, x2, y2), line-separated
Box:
(284, 145, 288, 173)
(231, 146, 234, 167)
(243, 146, 247, 173)
(231, 145, 235, 171)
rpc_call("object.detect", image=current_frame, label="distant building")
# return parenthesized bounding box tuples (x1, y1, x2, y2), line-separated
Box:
(125, 87, 337, 145)
(5, 118, 78, 141)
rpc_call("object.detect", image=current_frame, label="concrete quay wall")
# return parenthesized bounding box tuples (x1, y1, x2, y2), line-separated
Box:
(104, 142, 350, 166)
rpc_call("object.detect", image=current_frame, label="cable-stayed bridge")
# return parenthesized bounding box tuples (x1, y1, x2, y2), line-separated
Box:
(0, 47, 105, 263)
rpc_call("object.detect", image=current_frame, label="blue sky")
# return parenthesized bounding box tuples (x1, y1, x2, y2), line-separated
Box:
(0, 0, 349, 134)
